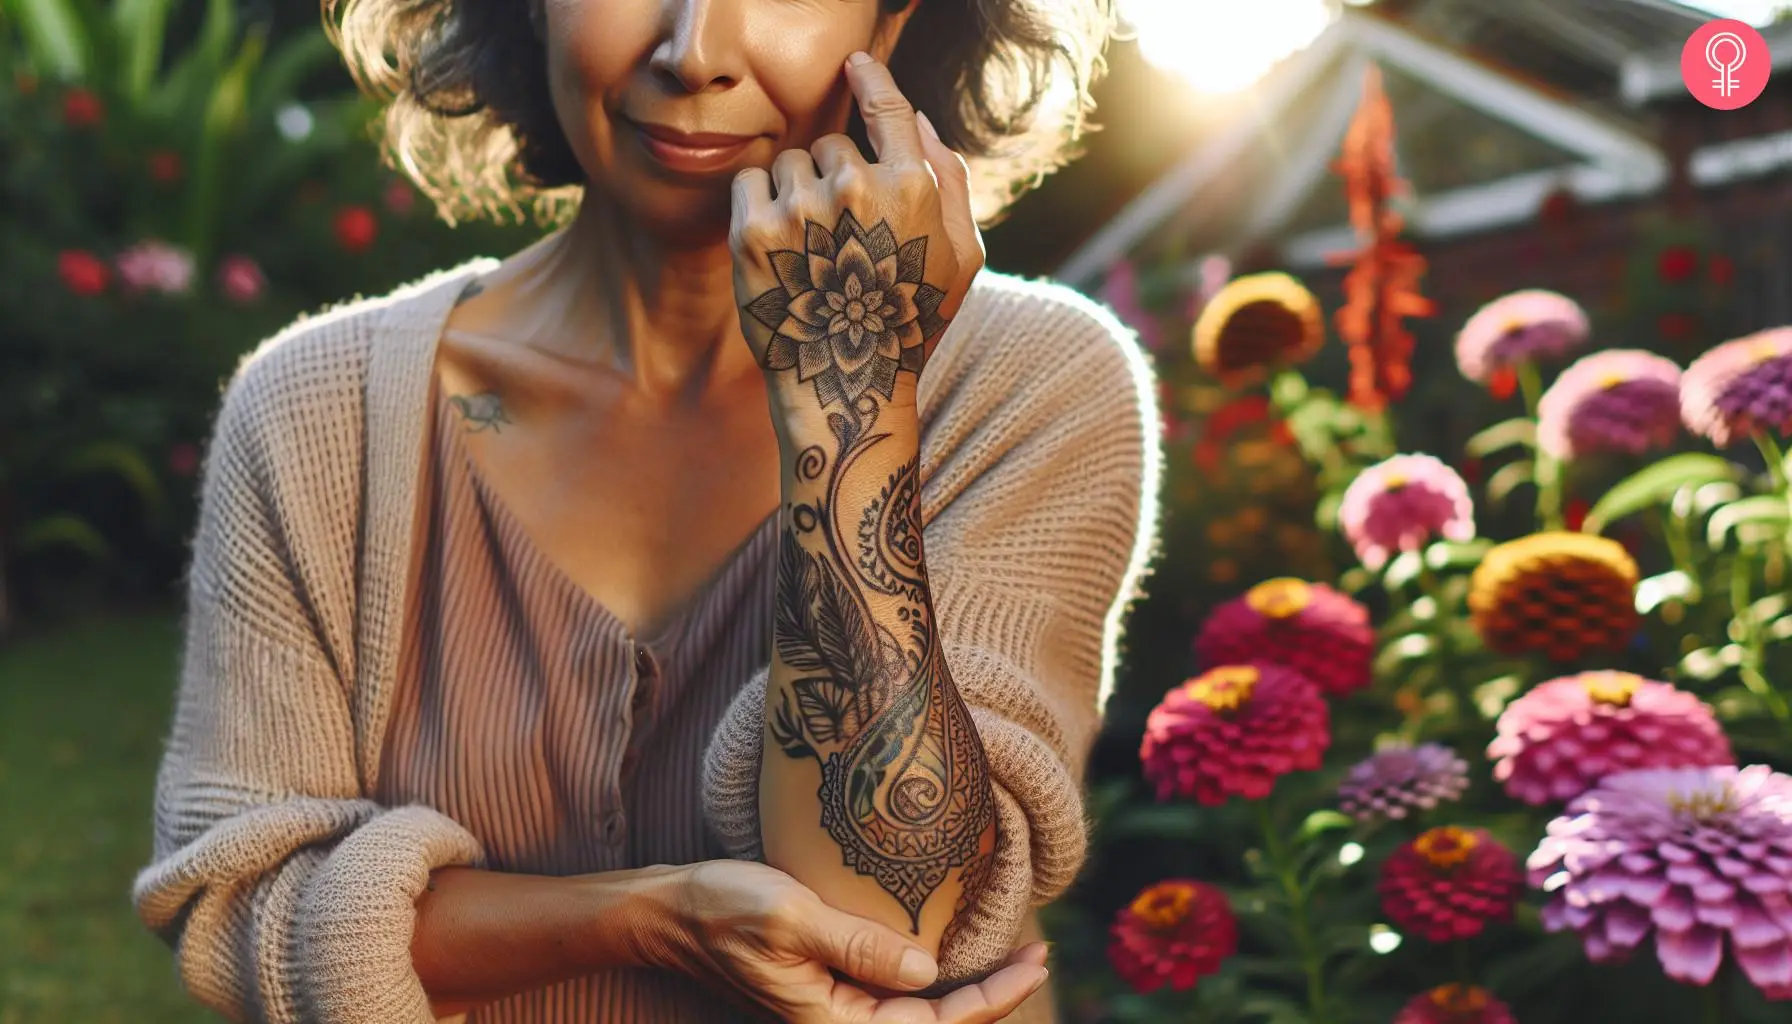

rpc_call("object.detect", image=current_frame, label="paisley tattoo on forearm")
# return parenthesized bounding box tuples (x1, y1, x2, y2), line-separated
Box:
(753, 212, 991, 936)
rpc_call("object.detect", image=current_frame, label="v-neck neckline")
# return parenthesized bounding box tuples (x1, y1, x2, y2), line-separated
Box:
(433, 381, 780, 652)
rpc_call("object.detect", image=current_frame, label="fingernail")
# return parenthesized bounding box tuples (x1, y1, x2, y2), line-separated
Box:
(916, 110, 940, 142)
(898, 948, 938, 988)
(847, 50, 874, 67)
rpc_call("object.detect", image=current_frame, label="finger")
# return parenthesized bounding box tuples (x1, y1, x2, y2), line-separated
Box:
(811, 132, 867, 178)
(1008, 942, 1049, 968)
(730, 166, 774, 246)
(794, 905, 939, 992)
(771, 148, 819, 203)
(844, 50, 924, 166)
(915, 111, 972, 229)
(928, 964, 1048, 1024)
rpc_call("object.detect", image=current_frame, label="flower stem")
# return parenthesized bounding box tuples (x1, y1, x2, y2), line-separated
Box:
(1729, 551, 1792, 735)
(1257, 801, 1328, 1024)
(1703, 957, 1734, 1024)
(1517, 362, 1564, 531)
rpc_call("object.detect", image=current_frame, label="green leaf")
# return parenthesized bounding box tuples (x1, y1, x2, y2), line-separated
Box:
(15, 514, 111, 560)
(1707, 494, 1790, 549)
(1383, 550, 1423, 590)
(1102, 802, 1200, 840)
(1375, 632, 1434, 675)
(1295, 809, 1352, 844)
(1487, 459, 1534, 505)
(111, 0, 172, 102)
(244, 29, 338, 132)
(1585, 454, 1738, 533)
(1466, 417, 1537, 457)
(185, 24, 267, 267)
(9, 0, 90, 78)
(64, 440, 165, 518)
(1424, 539, 1492, 569)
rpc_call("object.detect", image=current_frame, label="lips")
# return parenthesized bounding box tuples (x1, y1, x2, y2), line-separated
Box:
(627, 119, 758, 175)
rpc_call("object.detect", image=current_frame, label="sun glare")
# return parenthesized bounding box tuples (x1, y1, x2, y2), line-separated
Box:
(1119, 0, 1338, 96)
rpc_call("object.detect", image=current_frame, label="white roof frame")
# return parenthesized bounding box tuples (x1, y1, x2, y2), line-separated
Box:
(1620, 23, 1792, 104)
(1056, 10, 1670, 286)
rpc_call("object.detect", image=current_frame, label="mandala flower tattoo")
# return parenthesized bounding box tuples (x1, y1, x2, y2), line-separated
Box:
(744, 210, 951, 408)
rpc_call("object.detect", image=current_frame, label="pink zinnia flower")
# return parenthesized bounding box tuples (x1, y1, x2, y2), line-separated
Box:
(1339, 743, 1470, 823)
(1338, 454, 1476, 570)
(1107, 879, 1237, 993)
(217, 254, 266, 304)
(1194, 578, 1374, 697)
(1537, 349, 1683, 460)
(1529, 765, 1792, 1000)
(1380, 826, 1524, 942)
(1394, 984, 1518, 1024)
(1456, 289, 1590, 383)
(1140, 664, 1329, 806)
(114, 240, 195, 295)
(1489, 672, 1732, 806)
(1681, 328, 1792, 446)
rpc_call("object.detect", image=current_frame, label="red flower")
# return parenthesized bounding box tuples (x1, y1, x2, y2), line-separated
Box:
(333, 206, 378, 253)
(1657, 245, 1699, 284)
(1107, 879, 1237, 993)
(1379, 826, 1522, 942)
(61, 88, 103, 127)
(1141, 663, 1330, 805)
(147, 149, 183, 183)
(1657, 311, 1699, 344)
(217, 254, 267, 304)
(1395, 984, 1518, 1024)
(1194, 579, 1374, 697)
(57, 250, 110, 296)
(382, 178, 417, 217)
(1537, 187, 1577, 227)
(1487, 367, 1518, 401)
(1709, 254, 1736, 287)
(1457, 457, 1484, 485)
(1563, 498, 1589, 532)
(167, 443, 200, 478)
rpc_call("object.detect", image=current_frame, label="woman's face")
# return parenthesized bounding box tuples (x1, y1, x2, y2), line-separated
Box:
(542, 0, 913, 243)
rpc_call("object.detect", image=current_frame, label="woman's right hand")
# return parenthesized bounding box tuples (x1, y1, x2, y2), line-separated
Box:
(640, 860, 1048, 1024)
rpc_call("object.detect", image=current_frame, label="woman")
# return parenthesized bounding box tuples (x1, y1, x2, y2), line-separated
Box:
(133, 0, 1159, 1021)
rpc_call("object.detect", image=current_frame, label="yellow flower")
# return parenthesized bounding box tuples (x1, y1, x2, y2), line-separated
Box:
(1469, 532, 1639, 662)
(1191, 272, 1326, 382)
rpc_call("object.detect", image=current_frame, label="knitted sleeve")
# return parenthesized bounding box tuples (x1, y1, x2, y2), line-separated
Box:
(700, 277, 1163, 983)
(131, 336, 485, 1024)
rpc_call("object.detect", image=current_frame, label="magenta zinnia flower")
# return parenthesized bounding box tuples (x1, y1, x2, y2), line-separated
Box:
(1489, 672, 1733, 806)
(1338, 454, 1476, 570)
(1681, 328, 1792, 446)
(1140, 664, 1330, 806)
(1340, 743, 1470, 823)
(1107, 879, 1238, 992)
(1537, 349, 1683, 460)
(1529, 765, 1792, 1000)
(1194, 578, 1374, 697)
(1380, 826, 1524, 942)
(1394, 984, 1518, 1024)
(1456, 289, 1590, 384)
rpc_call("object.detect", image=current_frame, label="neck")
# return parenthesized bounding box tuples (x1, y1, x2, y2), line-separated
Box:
(478, 186, 763, 402)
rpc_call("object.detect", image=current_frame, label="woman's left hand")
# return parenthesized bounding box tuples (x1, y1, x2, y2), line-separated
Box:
(730, 51, 985, 415)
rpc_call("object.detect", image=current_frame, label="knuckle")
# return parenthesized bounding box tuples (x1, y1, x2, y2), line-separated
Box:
(843, 929, 884, 978)
(861, 91, 914, 121)
(831, 165, 871, 203)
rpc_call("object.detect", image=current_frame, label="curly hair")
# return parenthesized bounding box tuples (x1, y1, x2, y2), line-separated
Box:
(322, 0, 1118, 229)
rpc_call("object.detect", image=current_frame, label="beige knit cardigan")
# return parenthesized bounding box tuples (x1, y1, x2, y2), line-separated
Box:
(131, 257, 1163, 1022)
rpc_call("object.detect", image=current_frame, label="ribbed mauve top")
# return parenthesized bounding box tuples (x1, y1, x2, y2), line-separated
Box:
(374, 381, 779, 1022)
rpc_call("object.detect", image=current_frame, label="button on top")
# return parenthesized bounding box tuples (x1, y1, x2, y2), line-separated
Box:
(601, 809, 628, 846)
(634, 645, 657, 677)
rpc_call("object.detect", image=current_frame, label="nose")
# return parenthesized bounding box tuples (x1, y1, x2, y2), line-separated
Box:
(649, 0, 740, 94)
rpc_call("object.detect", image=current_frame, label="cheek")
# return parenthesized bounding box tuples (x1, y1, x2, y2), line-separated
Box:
(744, 15, 872, 143)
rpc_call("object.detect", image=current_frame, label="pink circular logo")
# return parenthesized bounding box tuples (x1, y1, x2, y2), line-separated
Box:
(1682, 20, 1771, 110)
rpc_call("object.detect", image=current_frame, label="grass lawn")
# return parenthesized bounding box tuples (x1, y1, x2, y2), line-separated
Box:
(0, 607, 213, 1023)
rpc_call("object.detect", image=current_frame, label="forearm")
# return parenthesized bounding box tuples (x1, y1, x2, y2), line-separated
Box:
(758, 388, 997, 957)
(412, 864, 679, 1016)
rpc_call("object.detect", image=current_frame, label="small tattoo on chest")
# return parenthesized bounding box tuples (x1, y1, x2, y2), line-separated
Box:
(448, 392, 512, 433)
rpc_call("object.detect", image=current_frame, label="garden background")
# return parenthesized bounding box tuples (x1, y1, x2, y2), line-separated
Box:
(5, 1, 1792, 1022)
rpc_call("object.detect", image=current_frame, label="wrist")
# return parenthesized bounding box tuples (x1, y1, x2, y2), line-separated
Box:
(595, 864, 691, 972)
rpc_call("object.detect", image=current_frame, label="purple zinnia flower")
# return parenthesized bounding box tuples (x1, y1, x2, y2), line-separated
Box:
(1338, 454, 1476, 570)
(1529, 765, 1792, 1000)
(1681, 328, 1792, 446)
(1489, 672, 1733, 806)
(1339, 743, 1470, 823)
(1538, 349, 1683, 460)
(1456, 289, 1590, 383)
